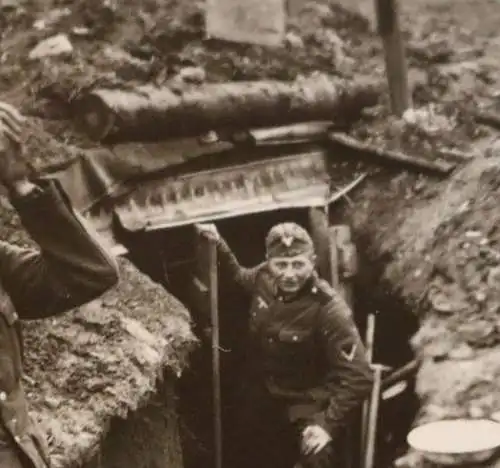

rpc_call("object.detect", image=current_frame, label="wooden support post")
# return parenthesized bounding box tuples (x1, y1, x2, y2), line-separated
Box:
(208, 238, 222, 468)
(375, 0, 411, 116)
(330, 225, 357, 305)
(329, 225, 358, 468)
(308, 205, 334, 283)
(193, 224, 223, 468)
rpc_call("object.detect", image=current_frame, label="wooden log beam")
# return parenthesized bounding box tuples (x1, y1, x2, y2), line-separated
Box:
(75, 76, 382, 143)
(328, 132, 456, 175)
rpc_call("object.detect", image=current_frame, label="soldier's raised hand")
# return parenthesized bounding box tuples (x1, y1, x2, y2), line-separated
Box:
(0, 102, 29, 186)
(196, 223, 221, 242)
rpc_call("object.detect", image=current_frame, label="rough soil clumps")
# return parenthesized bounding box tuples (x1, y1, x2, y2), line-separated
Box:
(344, 153, 500, 467)
(23, 257, 196, 468)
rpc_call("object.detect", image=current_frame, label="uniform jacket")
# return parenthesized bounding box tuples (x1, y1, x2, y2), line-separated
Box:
(0, 178, 119, 468)
(217, 238, 373, 441)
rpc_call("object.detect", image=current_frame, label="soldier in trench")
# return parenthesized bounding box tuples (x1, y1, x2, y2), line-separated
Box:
(198, 222, 373, 468)
(0, 102, 120, 468)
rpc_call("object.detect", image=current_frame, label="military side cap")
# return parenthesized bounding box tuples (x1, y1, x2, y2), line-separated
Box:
(265, 222, 314, 257)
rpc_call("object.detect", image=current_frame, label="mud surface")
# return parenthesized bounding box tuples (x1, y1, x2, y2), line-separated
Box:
(3, 0, 500, 467)
(90, 376, 184, 468)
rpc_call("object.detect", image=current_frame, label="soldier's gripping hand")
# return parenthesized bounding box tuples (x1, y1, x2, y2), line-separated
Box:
(0, 102, 31, 188)
(301, 425, 332, 455)
(196, 223, 221, 243)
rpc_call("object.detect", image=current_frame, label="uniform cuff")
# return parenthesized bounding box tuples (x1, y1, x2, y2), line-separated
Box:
(9, 177, 67, 213)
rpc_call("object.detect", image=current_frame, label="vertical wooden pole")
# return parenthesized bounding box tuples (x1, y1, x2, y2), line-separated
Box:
(363, 365, 384, 468)
(194, 224, 222, 468)
(208, 236, 223, 468)
(375, 0, 411, 116)
(361, 313, 377, 456)
(308, 205, 333, 282)
(331, 225, 357, 305)
(330, 225, 358, 468)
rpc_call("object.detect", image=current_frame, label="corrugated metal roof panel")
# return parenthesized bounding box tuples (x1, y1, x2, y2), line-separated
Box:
(114, 150, 330, 231)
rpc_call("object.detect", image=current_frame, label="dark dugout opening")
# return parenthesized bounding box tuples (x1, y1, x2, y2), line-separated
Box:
(120, 207, 419, 468)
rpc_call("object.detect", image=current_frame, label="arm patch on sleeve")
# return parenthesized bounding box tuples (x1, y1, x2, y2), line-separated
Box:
(339, 342, 358, 362)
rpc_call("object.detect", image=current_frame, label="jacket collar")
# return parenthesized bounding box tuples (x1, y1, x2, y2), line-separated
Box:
(275, 274, 319, 302)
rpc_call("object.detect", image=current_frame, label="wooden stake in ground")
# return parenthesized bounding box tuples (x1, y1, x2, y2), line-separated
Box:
(363, 364, 385, 468)
(375, 0, 411, 116)
(361, 313, 376, 458)
(76, 76, 381, 142)
(193, 224, 223, 468)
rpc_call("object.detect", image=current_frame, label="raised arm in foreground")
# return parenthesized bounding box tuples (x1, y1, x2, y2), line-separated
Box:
(0, 178, 119, 319)
(0, 102, 119, 319)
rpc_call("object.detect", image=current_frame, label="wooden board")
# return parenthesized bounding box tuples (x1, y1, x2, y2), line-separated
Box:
(206, 0, 286, 46)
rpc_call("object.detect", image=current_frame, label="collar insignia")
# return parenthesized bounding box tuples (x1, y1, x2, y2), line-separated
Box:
(257, 297, 268, 309)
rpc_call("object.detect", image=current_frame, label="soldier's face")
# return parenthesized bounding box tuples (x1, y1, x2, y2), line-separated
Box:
(267, 252, 316, 294)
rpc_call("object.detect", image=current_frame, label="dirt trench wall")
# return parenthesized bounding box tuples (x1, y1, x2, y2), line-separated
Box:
(0, 188, 197, 468)
(83, 375, 183, 468)
(337, 155, 500, 467)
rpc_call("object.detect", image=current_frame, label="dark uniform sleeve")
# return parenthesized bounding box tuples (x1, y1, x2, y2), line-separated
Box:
(0, 178, 119, 319)
(215, 236, 261, 293)
(312, 291, 373, 439)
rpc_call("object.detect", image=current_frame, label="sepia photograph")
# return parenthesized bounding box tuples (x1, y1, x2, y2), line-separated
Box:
(0, 0, 499, 467)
